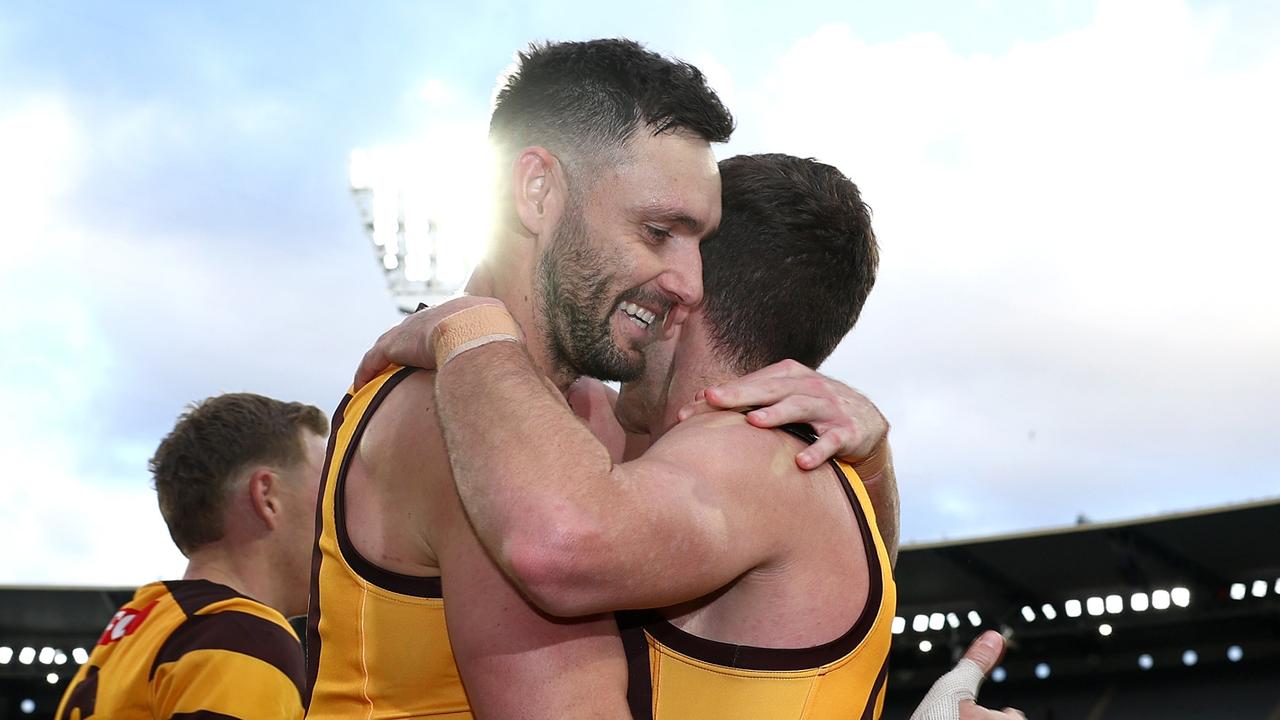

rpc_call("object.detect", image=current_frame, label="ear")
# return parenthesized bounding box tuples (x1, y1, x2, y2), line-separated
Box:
(511, 146, 564, 237)
(247, 468, 282, 531)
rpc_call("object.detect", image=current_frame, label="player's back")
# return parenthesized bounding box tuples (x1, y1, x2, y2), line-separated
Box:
(305, 365, 471, 719)
(55, 579, 304, 719)
(618, 424, 897, 720)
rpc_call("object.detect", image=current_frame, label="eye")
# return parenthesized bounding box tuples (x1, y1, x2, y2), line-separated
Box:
(643, 224, 673, 244)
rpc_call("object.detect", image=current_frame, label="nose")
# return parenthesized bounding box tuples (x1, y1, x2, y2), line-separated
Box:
(657, 241, 703, 308)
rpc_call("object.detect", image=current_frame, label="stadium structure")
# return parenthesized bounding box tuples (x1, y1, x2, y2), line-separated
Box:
(4, 498, 1277, 718)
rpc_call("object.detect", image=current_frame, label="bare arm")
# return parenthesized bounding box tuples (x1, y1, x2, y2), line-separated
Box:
(371, 376, 630, 718)
(435, 341, 801, 617)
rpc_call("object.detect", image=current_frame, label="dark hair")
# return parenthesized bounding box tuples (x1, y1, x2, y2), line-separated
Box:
(149, 393, 328, 556)
(489, 39, 734, 178)
(700, 154, 879, 373)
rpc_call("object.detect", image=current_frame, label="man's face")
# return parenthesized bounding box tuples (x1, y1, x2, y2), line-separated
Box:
(538, 130, 720, 382)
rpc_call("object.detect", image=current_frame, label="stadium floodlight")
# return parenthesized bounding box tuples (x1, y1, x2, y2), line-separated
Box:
(912, 614, 929, 633)
(1020, 606, 1036, 622)
(45, 673, 58, 685)
(38, 647, 55, 664)
(1098, 623, 1113, 636)
(1229, 582, 1246, 600)
(1105, 594, 1123, 614)
(18, 647, 35, 665)
(991, 667, 1007, 683)
(967, 610, 982, 627)
(72, 648, 88, 664)
(1170, 586, 1191, 608)
(20, 699, 35, 714)
(1275, 578, 1280, 595)
(349, 136, 495, 314)
(929, 613, 945, 631)
(1152, 589, 1171, 610)
(1138, 653, 1154, 670)
(919, 640, 933, 652)
(0, 646, 11, 664)
(1034, 662, 1051, 679)
(1182, 649, 1198, 667)
(1227, 645, 1243, 662)
(1131, 592, 1150, 611)
(53, 651, 66, 665)
(1252, 580, 1267, 598)
(1064, 599, 1083, 618)
(946, 612, 960, 629)
(1086, 596, 1105, 616)
(891, 617, 905, 635)
(1041, 603, 1057, 620)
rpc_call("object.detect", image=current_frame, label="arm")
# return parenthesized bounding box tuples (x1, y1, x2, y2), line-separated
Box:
(436, 340, 801, 617)
(369, 376, 631, 719)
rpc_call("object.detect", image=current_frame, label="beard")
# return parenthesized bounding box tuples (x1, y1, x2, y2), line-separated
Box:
(537, 208, 646, 382)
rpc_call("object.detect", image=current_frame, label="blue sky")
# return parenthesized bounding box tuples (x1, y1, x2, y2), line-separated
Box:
(1, 0, 1277, 585)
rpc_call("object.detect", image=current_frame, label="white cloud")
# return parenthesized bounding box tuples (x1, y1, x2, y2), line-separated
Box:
(730, 0, 1280, 540)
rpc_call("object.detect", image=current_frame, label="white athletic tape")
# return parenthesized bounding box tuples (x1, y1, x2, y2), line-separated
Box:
(909, 658, 987, 720)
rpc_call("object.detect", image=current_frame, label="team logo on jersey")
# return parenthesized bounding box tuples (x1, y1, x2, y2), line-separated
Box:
(96, 600, 159, 646)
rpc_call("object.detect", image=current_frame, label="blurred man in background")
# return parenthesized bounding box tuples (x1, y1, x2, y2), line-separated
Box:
(56, 393, 326, 720)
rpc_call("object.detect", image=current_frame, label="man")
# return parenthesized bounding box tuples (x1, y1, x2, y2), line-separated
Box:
(304, 39, 733, 719)
(56, 393, 327, 720)
(359, 153, 896, 718)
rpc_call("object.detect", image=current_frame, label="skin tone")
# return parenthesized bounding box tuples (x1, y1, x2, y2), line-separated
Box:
(182, 430, 327, 618)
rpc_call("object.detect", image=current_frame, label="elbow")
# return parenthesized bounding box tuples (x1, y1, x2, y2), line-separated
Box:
(503, 520, 615, 617)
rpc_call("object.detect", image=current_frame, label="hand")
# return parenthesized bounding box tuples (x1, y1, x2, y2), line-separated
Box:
(675, 359, 888, 470)
(910, 631, 1025, 720)
(354, 296, 507, 389)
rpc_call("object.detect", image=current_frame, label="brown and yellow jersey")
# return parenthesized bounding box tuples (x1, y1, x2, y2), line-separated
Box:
(618, 425, 897, 720)
(54, 579, 305, 720)
(304, 365, 470, 719)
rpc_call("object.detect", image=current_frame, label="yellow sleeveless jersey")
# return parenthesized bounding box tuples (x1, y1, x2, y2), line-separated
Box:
(617, 424, 897, 720)
(304, 365, 471, 719)
(55, 579, 304, 720)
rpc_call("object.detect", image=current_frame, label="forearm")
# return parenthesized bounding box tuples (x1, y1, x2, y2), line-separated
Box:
(434, 342, 622, 611)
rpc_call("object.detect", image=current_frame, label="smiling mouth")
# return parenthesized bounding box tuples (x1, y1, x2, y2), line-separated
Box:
(617, 301, 659, 330)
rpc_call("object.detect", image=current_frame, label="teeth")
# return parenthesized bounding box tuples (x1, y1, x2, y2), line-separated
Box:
(618, 301, 654, 327)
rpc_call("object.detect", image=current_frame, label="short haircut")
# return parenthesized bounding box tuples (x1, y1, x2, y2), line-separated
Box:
(489, 39, 734, 183)
(700, 154, 879, 373)
(149, 393, 328, 556)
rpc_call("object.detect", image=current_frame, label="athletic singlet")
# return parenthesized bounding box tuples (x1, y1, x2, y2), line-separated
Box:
(617, 425, 897, 720)
(56, 579, 304, 719)
(304, 365, 471, 719)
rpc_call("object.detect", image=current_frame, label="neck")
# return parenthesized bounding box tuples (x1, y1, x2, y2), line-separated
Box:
(183, 542, 289, 616)
(654, 337, 739, 438)
(468, 229, 579, 391)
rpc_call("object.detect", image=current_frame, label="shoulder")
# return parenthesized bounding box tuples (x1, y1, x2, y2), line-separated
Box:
(152, 594, 303, 690)
(644, 411, 811, 487)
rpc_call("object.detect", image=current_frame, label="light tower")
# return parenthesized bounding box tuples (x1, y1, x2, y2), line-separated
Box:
(348, 139, 490, 313)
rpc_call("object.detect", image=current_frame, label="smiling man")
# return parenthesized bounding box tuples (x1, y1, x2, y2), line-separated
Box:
(360, 153, 895, 718)
(303, 39, 734, 719)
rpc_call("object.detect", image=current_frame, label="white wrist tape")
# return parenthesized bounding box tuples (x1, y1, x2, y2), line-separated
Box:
(909, 658, 986, 720)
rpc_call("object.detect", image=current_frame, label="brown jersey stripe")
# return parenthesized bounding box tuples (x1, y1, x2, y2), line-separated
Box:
(304, 391, 352, 708)
(170, 712, 241, 719)
(860, 657, 889, 720)
(332, 366, 444, 598)
(164, 579, 249, 618)
(617, 612, 655, 720)
(150, 611, 305, 702)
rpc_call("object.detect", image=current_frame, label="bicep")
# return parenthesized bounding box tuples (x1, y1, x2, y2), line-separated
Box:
(439, 510, 630, 719)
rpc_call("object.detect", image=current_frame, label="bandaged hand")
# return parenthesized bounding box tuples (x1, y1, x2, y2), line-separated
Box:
(910, 631, 1026, 720)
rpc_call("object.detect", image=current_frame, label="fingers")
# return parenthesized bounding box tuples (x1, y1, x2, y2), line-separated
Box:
(959, 702, 1026, 720)
(962, 630, 1006, 674)
(703, 377, 812, 411)
(795, 431, 844, 470)
(742, 394, 828, 429)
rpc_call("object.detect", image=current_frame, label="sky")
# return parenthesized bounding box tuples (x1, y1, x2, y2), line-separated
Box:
(0, 0, 1276, 586)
